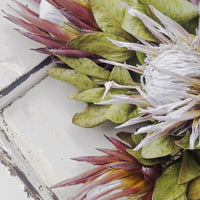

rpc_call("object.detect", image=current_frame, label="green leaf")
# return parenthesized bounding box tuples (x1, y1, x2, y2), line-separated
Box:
(116, 131, 135, 146)
(68, 32, 133, 62)
(109, 66, 134, 85)
(48, 68, 97, 91)
(178, 151, 200, 184)
(57, 56, 110, 80)
(181, 17, 198, 34)
(72, 104, 109, 127)
(175, 132, 200, 150)
(142, 135, 180, 159)
(121, 0, 157, 41)
(69, 88, 128, 103)
(153, 163, 187, 200)
(104, 104, 132, 123)
(136, 51, 146, 64)
(90, 77, 107, 85)
(90, 0, 134, 40)
(127, 148, 165, 165)
(128, 107, 140, 120)
(194, 150, 200, 161)
(69, 88, 105, 103)
(141, 0, 198, 24)
(188, 176, 200, 199)
(131, 133, 145, 145)
(175, 194, 187, 200)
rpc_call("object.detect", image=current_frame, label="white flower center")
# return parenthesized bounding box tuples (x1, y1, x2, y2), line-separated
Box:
(142, 47, 200, 107)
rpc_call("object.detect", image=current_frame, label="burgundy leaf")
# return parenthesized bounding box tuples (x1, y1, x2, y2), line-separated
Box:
(15, 29, 67, 48)
(3, 10, 48, 36)
(72, 156, 118, 165)
(141, 191, 153, 200)
(105, 135, 132, 154)
(60, 10, 96, 30)
(97, 148, 134, 162)
(50, 0, 98, 28)
(142, 165, 161, 185)
(108, 161, 142, 172)
(50, 165, 107, 188)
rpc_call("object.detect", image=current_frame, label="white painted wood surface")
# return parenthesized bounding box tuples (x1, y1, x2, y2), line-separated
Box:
(0, 0, 46, 91)
(0, 163, 33, 200)
(2, 77, 118, 199)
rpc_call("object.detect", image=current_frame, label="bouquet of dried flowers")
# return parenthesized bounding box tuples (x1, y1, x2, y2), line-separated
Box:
(3, 0, 200, 199)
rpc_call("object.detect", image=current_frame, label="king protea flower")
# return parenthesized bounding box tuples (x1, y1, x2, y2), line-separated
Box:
(3, 0, 99, 57)
(99, 5, 200, 150)
(51, 136, 160, 200)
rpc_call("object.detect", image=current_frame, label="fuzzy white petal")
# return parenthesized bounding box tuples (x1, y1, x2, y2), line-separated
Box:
(97, 94, 149, 107)
(101, 81, 136, 100)
(99, 59, 143, 74)
(190, 118, 200, 149)
(134, 131, 163, 150)
(108, 38, 159, 56)
(128, 8, 171, 44)
(150, 6, 192, 44)
(116, 115, 152, 129)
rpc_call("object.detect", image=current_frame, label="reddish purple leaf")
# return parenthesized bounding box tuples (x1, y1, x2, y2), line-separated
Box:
(72, 156, 118, 165)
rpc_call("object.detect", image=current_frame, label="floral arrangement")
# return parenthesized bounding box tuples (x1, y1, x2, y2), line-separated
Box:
(3, 0, 200, 199)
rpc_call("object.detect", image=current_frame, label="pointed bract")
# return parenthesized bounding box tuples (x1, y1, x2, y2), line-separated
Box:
(51, 136, 159, 199)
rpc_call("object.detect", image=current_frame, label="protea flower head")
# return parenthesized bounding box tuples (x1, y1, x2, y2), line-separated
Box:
(99, 5, 200, 150)
(51, 136, 160, 200)
(3, 0, 99, 57)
